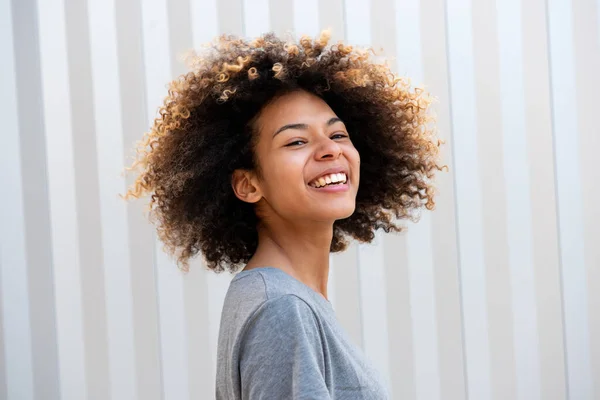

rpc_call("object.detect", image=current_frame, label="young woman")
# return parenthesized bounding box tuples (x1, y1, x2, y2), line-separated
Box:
(124, 30, 443, 399)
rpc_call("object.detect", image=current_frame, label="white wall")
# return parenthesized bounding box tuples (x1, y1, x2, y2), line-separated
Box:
(1, 0, 599, 399)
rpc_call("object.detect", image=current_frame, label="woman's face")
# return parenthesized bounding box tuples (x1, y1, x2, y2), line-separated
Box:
(241, 89, 360, 224)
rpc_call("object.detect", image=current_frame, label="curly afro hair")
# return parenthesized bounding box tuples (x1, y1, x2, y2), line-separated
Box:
(122, 29, 446, 273)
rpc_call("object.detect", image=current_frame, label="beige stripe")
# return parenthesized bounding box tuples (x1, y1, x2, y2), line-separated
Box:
(382, 234, 417, 399)
(218, 0, 244, 35)
(167, 0, 194, 77)
(165, 1, 217, 397)
(421, 0, 468, 397)
(572, 0, 600, 396)
(270, 0, 294, 37)
(331, 245, 365, 350)
(64, 1, 111, 398)
(12, 0, 62, 397)
(318, 0, 345, 42)
(521, 0, 567, 398)
(115, 1, 163, 398)
(370, 0, 395, 58)
(370, 1, 419, 397)
(183, 261, 215, 398)
(471, 0, 517, 398)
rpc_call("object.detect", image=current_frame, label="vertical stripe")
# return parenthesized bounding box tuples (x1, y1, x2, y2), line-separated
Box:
(496, 0, 542, 398)
(153, 248, 189, 400)
(368, 3, 411, 396)
(10, 0, 62, 398)
(36, 0, 87, 397)
(204, 2, 246, 393)
(140, 0, 190, 398)
(572, 0, 600, 396)
(166, 3, 198, 398)
(371, 0, 396, 62)
(87, 0, 137, 398)
(394, 1, 442, 399)
(218, 0, 244, 35)
(420, 0, 467, 397)
(269, 0, 294, 37)
(115, 0, 163, 398)
(293, 0, 319, 37)
(64, 0, 111, 397)
(187, 5, 221, 399)
(207, 272, 232, 376)
(445, 0, 492, 398)
(330, 246, 364, 350)
(382, 234, 416, 399)
(0, 0, 34, 398)
(347, 1, 393, 390)
(547, 0, 593, 397)
(471, 0, 518, 398)
(167, 0, 193, 77)
(406, 213, 441, 400)
(357, 234, 392, 391)
(318, 0, 345, 42)
(521, 0, 567, 398)
(183, 263, 215, 399)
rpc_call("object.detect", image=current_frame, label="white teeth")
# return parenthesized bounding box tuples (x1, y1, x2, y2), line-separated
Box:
(311, 172, 347, 188)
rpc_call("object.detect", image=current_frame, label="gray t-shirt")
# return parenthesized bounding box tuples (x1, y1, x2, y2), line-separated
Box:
(215, 266, 390, 399)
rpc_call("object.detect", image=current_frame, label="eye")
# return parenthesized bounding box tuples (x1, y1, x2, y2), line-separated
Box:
(331, 132, 348, 140)
(285, 140, 306, 147)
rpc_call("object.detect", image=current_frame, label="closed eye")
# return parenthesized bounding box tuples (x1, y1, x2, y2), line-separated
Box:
(331, 132, 349, 139)
(285, 133, 347, 147)
(285, 140, 306, 147)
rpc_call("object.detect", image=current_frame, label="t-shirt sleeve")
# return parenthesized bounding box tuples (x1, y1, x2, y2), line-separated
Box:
(238, 294, 332, 400)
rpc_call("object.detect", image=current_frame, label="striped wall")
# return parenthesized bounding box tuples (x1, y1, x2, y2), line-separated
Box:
(1, 0, 599, 399)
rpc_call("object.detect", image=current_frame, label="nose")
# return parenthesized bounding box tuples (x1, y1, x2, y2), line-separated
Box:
(314, 136, 342, 160)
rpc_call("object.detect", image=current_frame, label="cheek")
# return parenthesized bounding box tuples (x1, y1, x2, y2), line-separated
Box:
(346, 146, 360, 170)
(261, 153, 307, 193)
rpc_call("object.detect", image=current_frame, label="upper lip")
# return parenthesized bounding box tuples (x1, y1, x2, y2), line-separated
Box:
(308, 167, 349, 185)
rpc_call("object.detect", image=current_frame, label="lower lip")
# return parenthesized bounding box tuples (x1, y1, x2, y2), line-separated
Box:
(309, 182, 350, 193)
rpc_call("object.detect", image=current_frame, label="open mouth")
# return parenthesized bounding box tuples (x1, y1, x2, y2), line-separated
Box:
(309, 172, 348, 188)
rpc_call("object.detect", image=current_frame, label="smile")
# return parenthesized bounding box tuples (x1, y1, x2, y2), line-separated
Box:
(309, 172, 348, 188)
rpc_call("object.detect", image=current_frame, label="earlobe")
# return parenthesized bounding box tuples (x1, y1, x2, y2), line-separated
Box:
(231, 169, 262, 203)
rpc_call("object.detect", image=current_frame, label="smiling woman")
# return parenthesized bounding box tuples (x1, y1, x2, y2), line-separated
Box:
(122, 29, 445, 399)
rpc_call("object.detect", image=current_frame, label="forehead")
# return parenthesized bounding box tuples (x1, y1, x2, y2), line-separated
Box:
(255, 90, 336, 131)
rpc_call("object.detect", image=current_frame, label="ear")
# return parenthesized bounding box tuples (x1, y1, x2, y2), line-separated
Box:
(231, 169, 262, 204)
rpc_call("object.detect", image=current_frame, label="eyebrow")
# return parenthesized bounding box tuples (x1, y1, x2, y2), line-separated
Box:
(272, 117, 344, 137)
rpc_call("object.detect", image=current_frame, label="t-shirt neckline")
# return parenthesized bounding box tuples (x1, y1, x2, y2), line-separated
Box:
(233, 266, 333, 307)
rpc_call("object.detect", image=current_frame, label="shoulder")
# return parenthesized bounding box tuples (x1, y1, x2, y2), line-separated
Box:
(229, 267, 318, 309)
(247, 294, 320, 330)
(239, 294, 326, 362)
(239, 294, 324, 348)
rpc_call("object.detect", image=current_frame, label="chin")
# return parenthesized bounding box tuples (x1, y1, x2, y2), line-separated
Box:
(317, 204, 356, 221)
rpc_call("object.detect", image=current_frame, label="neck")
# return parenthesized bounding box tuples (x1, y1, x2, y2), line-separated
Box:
(244, 220, 333, 301)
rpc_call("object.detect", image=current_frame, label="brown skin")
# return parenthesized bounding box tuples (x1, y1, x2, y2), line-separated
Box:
(231, 90, 360, 300)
